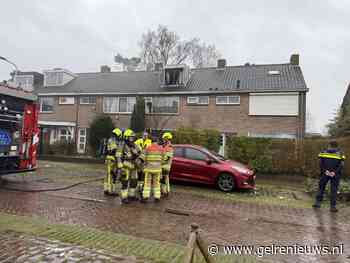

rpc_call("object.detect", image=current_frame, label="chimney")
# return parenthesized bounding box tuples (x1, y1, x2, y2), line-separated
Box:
(217, 59, 226, 68)
(290, 54, 299, 65)
(154, 62, 163, 72)
(100, 65, 111, 73)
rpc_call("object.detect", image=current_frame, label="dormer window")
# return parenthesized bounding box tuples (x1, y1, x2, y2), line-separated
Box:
(165, 69, 181, 85)
(43, 69, 76, 87)
(162, 64, 190, 88)
(14, 75, 34, 91)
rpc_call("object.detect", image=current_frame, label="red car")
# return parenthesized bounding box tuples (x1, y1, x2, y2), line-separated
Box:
(170, 144, 256, 192)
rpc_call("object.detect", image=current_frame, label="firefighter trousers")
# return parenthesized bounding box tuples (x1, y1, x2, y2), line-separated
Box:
(120, 168, 138, 200)
(143, 170, 161, 200)
(104, 159, 118, 195)
(161, 169, 171, 195)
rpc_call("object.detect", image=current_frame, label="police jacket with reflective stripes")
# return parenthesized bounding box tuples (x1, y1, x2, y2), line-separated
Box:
(318, 148, 346, 175)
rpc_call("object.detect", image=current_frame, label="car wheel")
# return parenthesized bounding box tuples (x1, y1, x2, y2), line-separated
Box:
(217, 173, 235, 192)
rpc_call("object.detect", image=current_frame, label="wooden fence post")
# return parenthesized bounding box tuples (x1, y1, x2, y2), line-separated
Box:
(183, 223, 199, 263)
(196, 229, 216, 263)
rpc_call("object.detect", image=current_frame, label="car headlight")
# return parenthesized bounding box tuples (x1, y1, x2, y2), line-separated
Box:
(232, 165, 253, 175)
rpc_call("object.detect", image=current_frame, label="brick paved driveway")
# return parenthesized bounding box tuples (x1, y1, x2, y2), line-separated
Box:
(0, 231, 147, 263)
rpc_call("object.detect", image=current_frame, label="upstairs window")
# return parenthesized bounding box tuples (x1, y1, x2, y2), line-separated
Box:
(103, 97, 136, 113)
(39, 97, 54, 113)
(144, 96, 179, 114)
(44, 72, 63, 86)
(59, 96, 75, 105)
(187, 96, 209, 105)
(80, 96, 96, 105)
(216, 95, 240, 105)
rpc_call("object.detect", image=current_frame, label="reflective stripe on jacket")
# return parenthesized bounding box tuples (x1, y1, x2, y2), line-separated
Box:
(144, 143, 163, 173)
(318, 149, 346, 174)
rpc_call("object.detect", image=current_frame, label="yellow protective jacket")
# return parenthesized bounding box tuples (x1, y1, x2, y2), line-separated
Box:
(135, 138, 152, 150)
(162, 142, 174, 171)
(123, 143, 144, 169)
(144, 143, 163, 173)
(106, 137, 124, 169)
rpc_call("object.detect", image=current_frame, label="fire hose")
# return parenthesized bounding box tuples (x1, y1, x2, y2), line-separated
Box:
(0, 177, 103, 193)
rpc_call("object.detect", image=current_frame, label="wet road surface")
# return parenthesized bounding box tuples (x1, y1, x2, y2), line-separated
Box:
(0, 176, 349, 262)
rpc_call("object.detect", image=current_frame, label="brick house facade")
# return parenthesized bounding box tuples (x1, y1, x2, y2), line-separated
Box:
(33, 54, 308, 154)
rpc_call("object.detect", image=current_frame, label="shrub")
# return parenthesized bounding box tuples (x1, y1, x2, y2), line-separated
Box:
(130, 96, 145, 133)
(89, 115, 114, 156)
(226, 136, 273, 173)
(49, 140, 76, 155)
(172, 127, 221, 152)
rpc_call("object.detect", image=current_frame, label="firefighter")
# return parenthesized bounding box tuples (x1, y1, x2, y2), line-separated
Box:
(121, 129, 143, 204)
(160, 132, 174, 197)
(135, 131, 152, 194)
(104, 128, 123, 195)
(142, 140, 164, 202)
(313, 140, 346, 212)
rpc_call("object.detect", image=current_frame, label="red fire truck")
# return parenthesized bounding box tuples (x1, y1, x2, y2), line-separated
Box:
(0, 85, 39, 175)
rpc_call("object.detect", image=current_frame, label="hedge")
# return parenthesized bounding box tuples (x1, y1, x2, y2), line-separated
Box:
(172, 127, 221, 153)
(225, 136, 350, 178)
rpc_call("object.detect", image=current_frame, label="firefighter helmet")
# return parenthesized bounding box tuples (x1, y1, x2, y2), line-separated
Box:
(124, 129, 135, 140)
(162, 132, 173, 141)
(112, 128, 122, 138)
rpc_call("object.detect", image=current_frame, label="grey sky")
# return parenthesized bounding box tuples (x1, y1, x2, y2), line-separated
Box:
(1, 0, 349, 133)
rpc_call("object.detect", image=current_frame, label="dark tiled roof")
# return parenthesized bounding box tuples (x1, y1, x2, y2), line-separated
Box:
(0, 85, 37, 101)
(35, 63, 307, 95)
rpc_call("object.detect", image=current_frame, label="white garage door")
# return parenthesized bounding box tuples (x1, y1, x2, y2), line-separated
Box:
(249, 93, 299, 116)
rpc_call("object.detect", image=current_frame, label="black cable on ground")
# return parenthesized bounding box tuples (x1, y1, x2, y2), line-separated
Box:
(0, 178, 103, 193)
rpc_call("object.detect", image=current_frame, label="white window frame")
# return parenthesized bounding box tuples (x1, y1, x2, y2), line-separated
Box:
(103, 97, 136, 114)
(79, 96, 96, 105)
(59, 96, 75, 105)
(216, 95, 240, 105)
(187, 96, 209, 105)
(44, 71, 63, 86)
(39, 97, 54, 113)
(77, 128, 87, 153)
(58, 127, 73, 142)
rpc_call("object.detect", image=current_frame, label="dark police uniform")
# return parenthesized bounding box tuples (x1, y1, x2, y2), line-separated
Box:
(314, 148, 346, 210)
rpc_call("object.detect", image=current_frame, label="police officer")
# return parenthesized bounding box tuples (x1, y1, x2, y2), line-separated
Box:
(313, 140, 346, 212)
(104, 128, 123, 195)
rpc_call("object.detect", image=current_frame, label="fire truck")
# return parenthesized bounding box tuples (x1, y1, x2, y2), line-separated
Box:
(0, 84, 39, 175)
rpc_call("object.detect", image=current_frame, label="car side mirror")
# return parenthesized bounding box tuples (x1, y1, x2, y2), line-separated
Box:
(206, 158, 213, 165)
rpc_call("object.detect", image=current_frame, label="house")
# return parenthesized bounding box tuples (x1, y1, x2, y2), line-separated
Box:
(32, 54, 308, 154)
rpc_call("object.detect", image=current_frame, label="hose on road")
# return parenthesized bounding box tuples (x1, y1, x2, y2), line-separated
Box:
(0, 178, 103, 193)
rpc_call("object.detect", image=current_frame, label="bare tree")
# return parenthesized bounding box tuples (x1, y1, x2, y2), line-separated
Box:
(139, 25, 220, 69)
(192, 43, 221, 68)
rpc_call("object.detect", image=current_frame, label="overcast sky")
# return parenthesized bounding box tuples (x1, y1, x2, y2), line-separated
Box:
(1, 0, 349, 133)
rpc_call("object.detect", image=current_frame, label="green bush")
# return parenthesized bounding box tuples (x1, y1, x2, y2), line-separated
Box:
(89, 115, 114, 156)
(226, 136, 272, 173)
(173, 127, 221, 152)
(49, 140, 76, 155)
